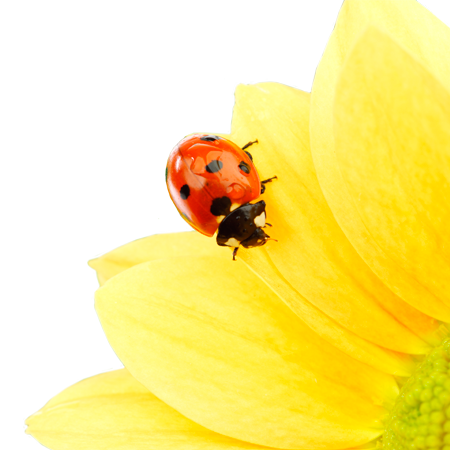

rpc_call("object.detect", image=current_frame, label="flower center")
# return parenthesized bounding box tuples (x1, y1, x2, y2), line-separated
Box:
(383, 338, 450, 450)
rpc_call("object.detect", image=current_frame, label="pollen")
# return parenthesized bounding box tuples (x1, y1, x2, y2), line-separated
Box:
(383, 338, 450, 450)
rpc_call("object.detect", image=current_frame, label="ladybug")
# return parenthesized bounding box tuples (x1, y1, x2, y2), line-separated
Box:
(166, 134, 276, 260)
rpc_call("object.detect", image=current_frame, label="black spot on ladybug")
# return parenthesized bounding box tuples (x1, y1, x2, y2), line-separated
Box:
(239, 161, 251, 174)
(206, 160, 223, 173)
(200, 135, 222, 142)
(180, 184, 190, 200)
(244, 151, 253, 161)
(165, 167, 168, 182)
(210, 196, 231, 216)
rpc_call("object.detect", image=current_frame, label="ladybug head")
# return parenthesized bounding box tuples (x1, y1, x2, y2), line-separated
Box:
(216, 200, 271, 248)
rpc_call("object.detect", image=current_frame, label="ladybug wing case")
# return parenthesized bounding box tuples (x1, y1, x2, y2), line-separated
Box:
(166, 145, 220, 236)
(166, 134, 261, 237)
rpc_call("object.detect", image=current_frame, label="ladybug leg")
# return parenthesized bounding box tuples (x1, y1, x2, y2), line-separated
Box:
(241, 139, 258, 150)
(261, 176, 278, 184)
(242, 139, 258, 161)
(264, 233, 278, 243)
(232, 247, 239, 261)
(264, 222, 273, 227)
(260, 176, 278, 194)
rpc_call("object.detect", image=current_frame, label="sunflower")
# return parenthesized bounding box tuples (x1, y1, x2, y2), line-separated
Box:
(26, 1, 450, 449)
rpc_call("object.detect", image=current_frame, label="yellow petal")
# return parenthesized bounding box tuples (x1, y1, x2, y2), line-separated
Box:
(243, 247, 416, 377)
(96, 256, 398, 449)
(333, 28, 450, 322)
(228, 82, 439, 355)
(89, 231, 225, 285)
(88, 214, 415, 376)
(310, 0, 450, 320)
(314, 0, 450, 91)
(26, 368, 270, 449)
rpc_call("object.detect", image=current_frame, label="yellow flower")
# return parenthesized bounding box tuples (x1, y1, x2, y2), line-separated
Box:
(26, 1, 450, 449)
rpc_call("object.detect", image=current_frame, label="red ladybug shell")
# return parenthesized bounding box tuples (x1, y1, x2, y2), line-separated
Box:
(166, 134, 261, 237)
